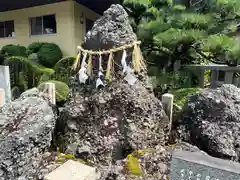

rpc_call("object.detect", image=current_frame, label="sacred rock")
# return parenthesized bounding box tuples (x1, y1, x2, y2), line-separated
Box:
(73, 4, 152, 91)
(56, 4, 170, 178)
(83, 4, 137, 50)
(59, 79, 169, 166)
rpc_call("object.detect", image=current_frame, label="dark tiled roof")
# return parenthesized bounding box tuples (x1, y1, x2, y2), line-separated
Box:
(77, 0, 120, 14)
(0, 0, 120, 14)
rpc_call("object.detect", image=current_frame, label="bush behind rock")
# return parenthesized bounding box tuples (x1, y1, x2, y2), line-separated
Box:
(1, 44, 27, 57)
(27, 42, 45, 55)
(37, 43, 63, 68)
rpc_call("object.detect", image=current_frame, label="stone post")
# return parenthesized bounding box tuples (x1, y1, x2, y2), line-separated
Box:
(210, 70, 218, 88)
(0, 88, 5, 106)
(0, 65, 11, 103)
(199, 70, 205, 88)
(44, 82, 56, 105)
(162, 93, 174, 133)
(224, 72, 234, 84)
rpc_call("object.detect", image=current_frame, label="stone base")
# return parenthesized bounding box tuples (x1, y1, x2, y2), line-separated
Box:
(44, 160, 100, 180)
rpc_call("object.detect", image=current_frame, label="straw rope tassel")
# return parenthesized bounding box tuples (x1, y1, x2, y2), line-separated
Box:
(73, 51, 81, 71)
(106, 52, 113, 81)
(87, 54, 92, 76)
(138, 46, 147, 71)
(132, 44, 146, 72)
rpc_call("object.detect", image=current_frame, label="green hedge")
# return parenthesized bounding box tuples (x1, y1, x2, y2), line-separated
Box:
(27, 42, 44, 54)
(1, 44, 27, 57)
(37, 43, 63, 68)
(3, 42, 63, 68)
(27, 42, 63, 68)
(53, 56, 75, 83)
(8, 56, 55, 90)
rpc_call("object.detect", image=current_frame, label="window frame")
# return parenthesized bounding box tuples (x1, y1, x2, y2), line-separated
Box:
(0, 20, 15, 39)
(29, 14, 57, 36)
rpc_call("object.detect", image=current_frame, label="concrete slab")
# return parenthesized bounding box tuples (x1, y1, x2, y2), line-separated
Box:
(44, 160, 100, 180)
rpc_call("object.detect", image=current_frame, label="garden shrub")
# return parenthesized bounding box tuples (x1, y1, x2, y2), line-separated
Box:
(54, 56, 75, 70)
(0, 54, 6, 65)
(28, 53, 39, 63)
(8, 56, 55, 89)
(169, 87, 201, 107)
(1, 44, 27, 57)
(27, 42, 45, 55)
(37, 43, 63, 68)
(38, 80, 69, 103)
(53, 56, 75, 83)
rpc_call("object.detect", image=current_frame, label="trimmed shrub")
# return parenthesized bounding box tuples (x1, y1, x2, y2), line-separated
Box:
(0, 54, 6, 65)
(1, 44, 27, 57)
(28, 53, 39, 63)
(8, 56, 55, 89)
(54, 56, 75, 83)
(27, 42, 45, 55)
(37, 43, 63, 68)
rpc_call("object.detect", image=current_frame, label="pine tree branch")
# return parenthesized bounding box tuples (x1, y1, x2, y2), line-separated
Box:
(190, 45, 228, 65)
(217, 15, 240, 23)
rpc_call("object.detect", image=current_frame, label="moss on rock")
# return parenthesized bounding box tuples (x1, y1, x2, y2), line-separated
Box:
(55, 153, 89, 166)
(125, 149, 153, 176)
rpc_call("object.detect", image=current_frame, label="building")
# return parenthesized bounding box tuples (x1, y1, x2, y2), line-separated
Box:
(0, 0, 119, 56)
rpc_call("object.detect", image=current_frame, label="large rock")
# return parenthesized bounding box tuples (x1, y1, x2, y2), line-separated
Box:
(178, 84, 240, 161)
(83, 4, 137, 50)
(0, 88, 57, 179)
(61, 80, 169, 166)
(79, 4, 152, 91)
(58, 4, 169, 178)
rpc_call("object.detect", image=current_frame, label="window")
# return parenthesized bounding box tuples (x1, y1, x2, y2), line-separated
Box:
(85, 18, 94, 33)
(30, 14, 56, 35)
(0, 20, 15, 38)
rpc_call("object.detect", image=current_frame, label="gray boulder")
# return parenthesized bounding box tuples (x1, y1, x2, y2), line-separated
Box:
(0, 88, 57, 179)
(58, 4, 169, 178)
(178, 84, 240, 161)
(83, 4, 137, 50)
(61, 80, 169, 166)
(78, 4, 152, 91)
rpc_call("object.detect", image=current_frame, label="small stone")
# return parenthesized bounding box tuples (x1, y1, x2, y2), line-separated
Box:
(40, 168, 49, 175)
(3, 160, 12, 166)
(17, 176, 26, 180)
(67, 121, 78, 131)
(42, 152, 51, 159)
(0, 169, 4, 176)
